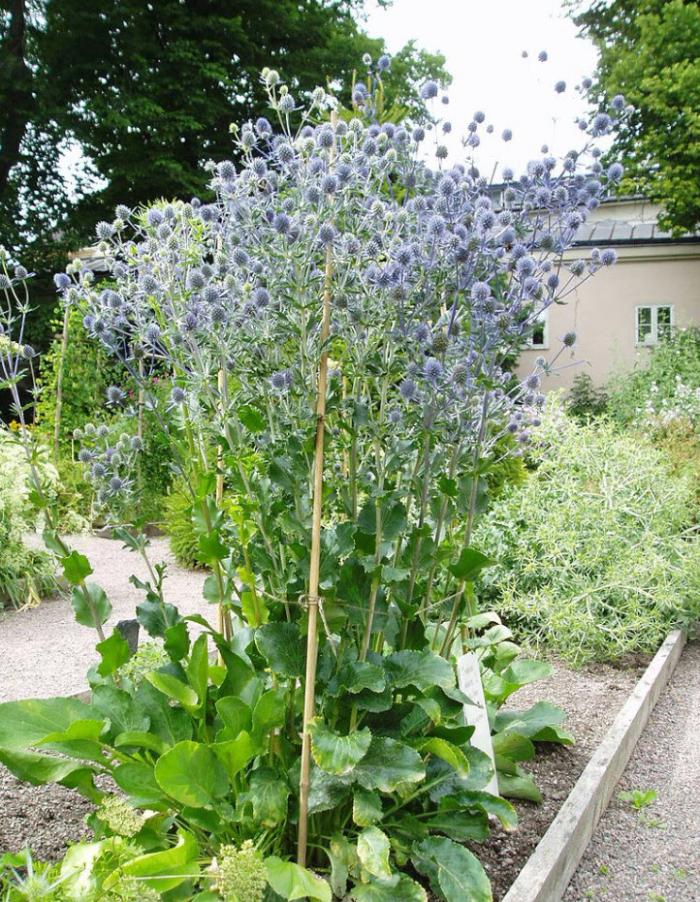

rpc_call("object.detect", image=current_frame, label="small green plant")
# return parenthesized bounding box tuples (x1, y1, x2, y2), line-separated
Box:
(618, 788, 658, 810)
(598, 863, 610, 876)
(567, 372, 609, 422)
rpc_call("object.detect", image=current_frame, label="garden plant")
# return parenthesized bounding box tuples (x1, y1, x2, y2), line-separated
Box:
(0, 58, 626, 901)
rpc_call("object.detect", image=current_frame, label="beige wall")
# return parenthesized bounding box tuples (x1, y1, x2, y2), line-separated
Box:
(517, 243, 700, 392)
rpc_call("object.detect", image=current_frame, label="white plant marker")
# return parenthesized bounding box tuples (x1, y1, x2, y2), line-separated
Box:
(457, 652, 499, 796)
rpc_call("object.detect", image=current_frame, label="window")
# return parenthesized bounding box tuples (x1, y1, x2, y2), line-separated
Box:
(529, 308, 548, 349)
(636, 305, 673, 345)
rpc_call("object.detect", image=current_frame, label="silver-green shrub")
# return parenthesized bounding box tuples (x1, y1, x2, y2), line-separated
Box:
(476, 398, 700, 663)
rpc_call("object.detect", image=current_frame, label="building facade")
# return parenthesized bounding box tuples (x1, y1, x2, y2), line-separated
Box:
(516, 197, 700, 391)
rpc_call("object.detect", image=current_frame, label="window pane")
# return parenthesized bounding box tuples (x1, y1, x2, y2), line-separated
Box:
(637, 307, 652, 342)
(657, 306, 672, 340)
(531, 323, 545, 346)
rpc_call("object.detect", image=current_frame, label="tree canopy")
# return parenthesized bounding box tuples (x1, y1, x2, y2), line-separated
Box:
(571, 0, 700, 234)
(0, 0, 449, 274)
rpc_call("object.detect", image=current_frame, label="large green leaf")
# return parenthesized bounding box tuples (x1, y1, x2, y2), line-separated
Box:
(0, 697, 93, 750)
(497, 766, 542, 802)
(412, 837, 492, 902)
(38, 719, 108, 763)
(351, 876, 427, 902)
(154, 741, 229, 808)
(0, 747, 94, 787)
(134, 683, 193, 745)
(252, 689, 286, 740)
(493, 731, 535, 767)
(146, 672, 199, 713)
(357, 826, 392, 879)
(448, 547, 493, 582)
(493, 702, 574, 745)
(255, 622, 305, 678)
(329, 661, 386, 696)
(211, 732, 257, 780)
(114, 830, 199, 893)
(353, 737, 425, 792)
(247, 767, 290, 827)
(215, 696, 252, 738)
(425, 806, 489, 842)
(187, 634, 209, 703)
(447, 789, 518, 830)
(413, 738, 470, 778)
(113, 761, 166, 807)
(309, 719, 371, 776)
(91, 685, 150, 736)
(265, 857, 331, 902)
(483, 659, 553, 705)
(384, 650, 455, 692)
(353, 786, 383, 826)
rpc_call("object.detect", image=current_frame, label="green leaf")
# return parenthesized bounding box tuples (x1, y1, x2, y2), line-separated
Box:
(308, 767, 352, 814)
(62, 550, 93, 585)
(247, 768, 290, 827)
(118, 829, 199, 892)
(187, 634, 209, 703)
(211, 732, 257, 780)
(308, 719, 371, 776)
(252, 689, 286, 740)
(0, 747, 94, 786)
(216, 696, 252, 738)
(357, 826, 392, 879)
(353, 786, 383, 826)
(42, 529, 66, 556)
(493, 702, 574, 745)
(354, 737, 425, 792)
(384, 650, 455, 692)
(265, 856, 331, 902)
(71, 583, 111, 629)
(425, 807, 489, 842)
(114, 731, 167, 756)
(154, 741, 229, 807)
(329, 661, 386, 695)
(198, 530, 228, 563)
(96, 630, 131, 677)
(492, 732, 535, 764)
(414, 737, 470, 777)
(38, 719, 108, 763)
(164, 621, 190, 660)
(113, 761, 166, 807)
(137, 599, 180, 638)
(60, 841, 107, 899)
(497, 766, 542, 802)
(448, 547, 493, 582)
(413, 837, 492, 902)
(448, 789, 518, 830)
(146, 672, 199, 712)
(357, 501, 406, 541)
(255, 622, 305, 678)
(91, 686, 150, 736)
(238, 404, 266, 432)
(483, 658, 553, 704)
(0, 697, 93, 750)
(351, 876, 427, 902)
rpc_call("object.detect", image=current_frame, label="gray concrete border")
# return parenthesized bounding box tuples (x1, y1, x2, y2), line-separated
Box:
(502, 629, 687, 902)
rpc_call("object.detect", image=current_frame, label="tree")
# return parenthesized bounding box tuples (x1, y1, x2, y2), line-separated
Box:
(1, 1, 449, 266)
(571, 0, 700, 234)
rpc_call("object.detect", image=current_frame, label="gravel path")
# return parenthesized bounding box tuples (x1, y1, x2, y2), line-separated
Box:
(564, 641, 700, 902)
(0, 534, 209, 703)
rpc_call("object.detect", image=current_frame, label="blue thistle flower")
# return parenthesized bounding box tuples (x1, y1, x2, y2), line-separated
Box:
(554, 80, 566, 94)
(399, 378, 418, 401)
(53, 272, 71, 291)
(377, 54, 391, 72)
(412, 127, 425, 143)
(170, 386, 186, 405)
(472, 281, 491, 302)
(420, 80, 439, 100)
(106, 385, 125, 406)
(538, 50, 548, 62)
(319, 224, 336, 245)
(563, 331, 577, 347)
(424, 357, 443, 382)
(218, 160, 236, 180)
(255, 117, 272, 136)
(600, 248, 617, 266)
(607, 162, 624, 182)
(611, 94, 626, 111)
(278, 93, 296, 114)
(147, 209, 164, 227)
(96, 221, 115, 240)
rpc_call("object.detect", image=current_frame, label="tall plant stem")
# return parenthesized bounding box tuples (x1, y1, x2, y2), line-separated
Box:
(52, 302, 70, 462)
(440, 391, 491, 656)
(421, 441, 462, 615)
(297, 111, 337, 869)
(216, 365, 233, 641)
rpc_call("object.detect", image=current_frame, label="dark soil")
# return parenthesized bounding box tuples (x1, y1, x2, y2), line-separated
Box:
(0, 655, 647, 896)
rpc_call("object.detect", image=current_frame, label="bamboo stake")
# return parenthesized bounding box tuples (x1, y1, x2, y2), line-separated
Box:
(297, 109, 337, 868)
(216, 365, 233, 641)
(52, 302, 71, 462)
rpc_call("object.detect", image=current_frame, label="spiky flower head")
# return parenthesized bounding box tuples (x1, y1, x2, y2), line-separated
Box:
(96, 796, 144, 838)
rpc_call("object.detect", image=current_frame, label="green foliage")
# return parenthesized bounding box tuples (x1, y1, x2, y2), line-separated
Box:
(567, 373, 609, 422)
(0, 429, 56, 608)
(476, 401, 700, 663)
(606, 327, 700, 426)
(162, 483, 205, 569)
(0, 541, 571, 900)
(34, 306, 121, 447)
(573, 0, 700, 233)
(617, 788, 657, 810)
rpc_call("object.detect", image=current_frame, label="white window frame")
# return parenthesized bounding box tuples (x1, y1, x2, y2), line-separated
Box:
(528, 308, 549, 350)
(635, 304, 674, 346)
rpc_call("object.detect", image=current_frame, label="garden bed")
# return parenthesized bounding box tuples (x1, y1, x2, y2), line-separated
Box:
(0, 654, 646, 897)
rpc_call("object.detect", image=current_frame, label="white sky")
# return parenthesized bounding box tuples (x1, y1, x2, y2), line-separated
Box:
(364, 0, 603, 175)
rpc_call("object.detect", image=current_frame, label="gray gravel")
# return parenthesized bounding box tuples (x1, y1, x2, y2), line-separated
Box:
(564, 641, 700, 901)
(0, 534, 209, 702)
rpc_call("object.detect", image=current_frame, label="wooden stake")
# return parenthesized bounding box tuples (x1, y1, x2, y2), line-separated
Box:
(216, 366, 232, 642)
(297, 109, 337, 868)
(53, 302, 71, 462)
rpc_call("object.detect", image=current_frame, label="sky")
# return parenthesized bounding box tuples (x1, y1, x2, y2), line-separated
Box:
(363, 0, 603, 175)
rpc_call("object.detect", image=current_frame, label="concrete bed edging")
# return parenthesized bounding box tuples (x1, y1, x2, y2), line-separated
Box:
(502, 628, 687, 902)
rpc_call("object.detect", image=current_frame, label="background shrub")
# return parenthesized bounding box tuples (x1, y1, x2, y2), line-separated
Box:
(0, 430, 56, 607)
(566, 372, 609, 422)
(475, 400, 700, 663)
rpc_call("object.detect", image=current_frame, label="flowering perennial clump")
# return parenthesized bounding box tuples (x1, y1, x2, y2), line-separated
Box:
(210, 841, 268, 902)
